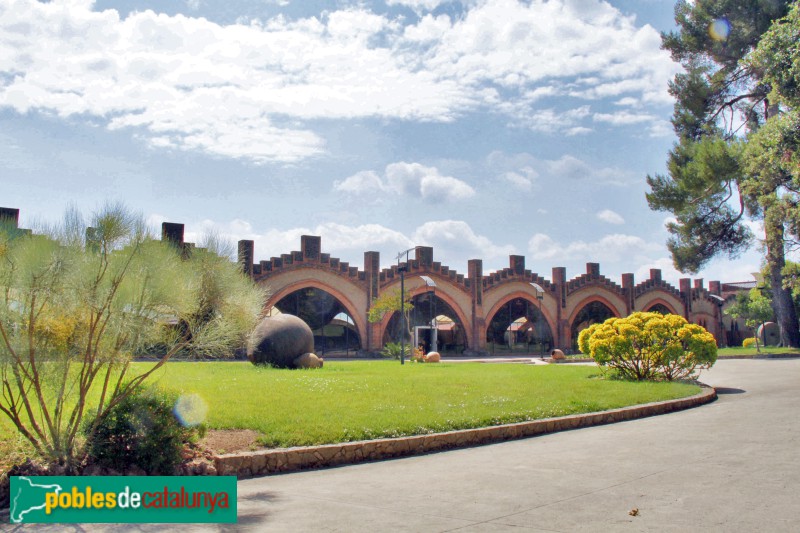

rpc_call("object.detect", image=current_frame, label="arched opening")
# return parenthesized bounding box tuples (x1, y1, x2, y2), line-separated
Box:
(571, 301, 616, 350)
(485, 297, 553, 355)
(646, 303, 672, 314)
(271, 287, 361, 355)
(382, 293, 467, 354)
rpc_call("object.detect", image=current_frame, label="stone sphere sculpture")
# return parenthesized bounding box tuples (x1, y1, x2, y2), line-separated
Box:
(248, 314, 316, 368)
(423, 351, 441, 363)
(294, 352, 324, 369)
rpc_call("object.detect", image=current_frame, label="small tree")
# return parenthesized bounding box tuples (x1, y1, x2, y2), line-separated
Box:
(724, 289, 774, 353)
(0, 204, 264, 467)
(578, 312, 717, 381)
(368, 289, 414, 342)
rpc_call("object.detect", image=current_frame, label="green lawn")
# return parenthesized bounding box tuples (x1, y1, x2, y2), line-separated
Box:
(717, 346, 800, 357)
(146, 361, 697, 447)
(0, 361, 701, 471)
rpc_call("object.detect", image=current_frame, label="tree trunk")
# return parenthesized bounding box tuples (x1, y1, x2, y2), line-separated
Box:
(764, 212, 800, 347)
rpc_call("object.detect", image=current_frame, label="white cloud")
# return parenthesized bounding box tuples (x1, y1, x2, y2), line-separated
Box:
(597, 209, 625, 225)
(333, 171, 385, 196)
(528, 232, 661, 263)
(335, 162, 475, 203)
(506, 106, 592, 134)
(633, 257, 684, 286)
(501, 170, 535, 192)
(0, 0, 677, 162)
(413, 219, 517, 264)
(387, 0, 450, 11)
(593, 111, 658, 126)
(180, 217, 415, 266)
(487, 150, 633, 188)
(172, 216, 518, 273)
(545, 155, 631, 185)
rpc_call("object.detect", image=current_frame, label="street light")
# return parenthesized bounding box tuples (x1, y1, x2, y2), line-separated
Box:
(530, 283, 545, 359)
(420, 275, 437, 352)
(709, 293, 726, 348)
(396, 247, 418, 365)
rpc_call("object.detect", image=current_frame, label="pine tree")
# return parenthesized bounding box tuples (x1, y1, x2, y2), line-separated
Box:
(647, 0, 799, 346)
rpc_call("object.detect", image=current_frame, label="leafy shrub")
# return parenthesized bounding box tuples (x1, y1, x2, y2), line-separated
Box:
(742, 337, 757, 348)
(380, 342, 410, 360)
(578, 312, 717, 381)
(84, 388, 202, 474)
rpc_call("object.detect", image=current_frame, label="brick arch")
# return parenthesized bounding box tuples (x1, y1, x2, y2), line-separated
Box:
(634, 288, 684, 317)
(641, 297, 680, 315)
(376, 284, 473, 350)
(564, 294, 621, 349)
(484, 291, 556, 340)
(568, 295, 623, 322)
(265, 280, 367, 348)
(567, 295, 622, 333)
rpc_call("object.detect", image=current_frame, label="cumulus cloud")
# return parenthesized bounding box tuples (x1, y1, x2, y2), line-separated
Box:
(332, 171, 385, 196)
(596, 209, 624, 225)
(545, 155, 632, 185)
(413, 220, 516, 263)
(501, 170, 535, 192)
(528, 232, 662, 263)
(0, 0, 677, 162)
(487, 150, 633, 189)
(334, 162, 475, 203)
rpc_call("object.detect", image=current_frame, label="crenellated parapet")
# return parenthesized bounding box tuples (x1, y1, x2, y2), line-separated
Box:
(2, 206, 752, 351)
(248, 236, 368, 287)
(378, 246, 470, 294)
(565, 263, 625, 297)
(483, 255, 553, 293)
(634, 268, 682, 299)
(689, 279, 725, 305)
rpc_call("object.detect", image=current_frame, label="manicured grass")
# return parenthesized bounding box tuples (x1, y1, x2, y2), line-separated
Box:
(717, 346, 800, 357)
(0, 361, 701, 469)
(144, 361, 698, 448)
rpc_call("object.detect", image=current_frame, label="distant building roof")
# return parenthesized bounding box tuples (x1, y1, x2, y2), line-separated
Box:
(722, 281, 758, 290)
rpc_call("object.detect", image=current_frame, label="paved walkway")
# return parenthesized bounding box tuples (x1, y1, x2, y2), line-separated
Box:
(14, 359, 800, 531)
(230, 359, 800, 532)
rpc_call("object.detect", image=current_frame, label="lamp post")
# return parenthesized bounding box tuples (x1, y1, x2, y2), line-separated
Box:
(396, 247, 418, 365)
(530, 283, 545, 359)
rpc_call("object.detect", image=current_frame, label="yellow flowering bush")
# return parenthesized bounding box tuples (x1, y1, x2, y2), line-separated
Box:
(578, 312, 717, 381)
(742, 337, 757, 349)
(32, 307, 88, 352)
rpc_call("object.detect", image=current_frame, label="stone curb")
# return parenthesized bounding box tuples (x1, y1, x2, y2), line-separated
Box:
(214, 386, 717, 479)
(718, 354, 800, 360)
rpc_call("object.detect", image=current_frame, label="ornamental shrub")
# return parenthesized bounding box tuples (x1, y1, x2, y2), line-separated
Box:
(84, 388, 202, 475)
(578, 312, 717, 381)
(381, 342, 410, 360)
(742, 337, 757, 348)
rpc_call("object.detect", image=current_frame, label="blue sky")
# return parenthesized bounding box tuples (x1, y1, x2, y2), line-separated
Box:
(0, 0, 764, 286)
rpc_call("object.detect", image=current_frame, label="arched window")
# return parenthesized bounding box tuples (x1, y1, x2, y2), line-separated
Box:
(485, 298, 553, 355)
(271, 287, 360, 355)
(571, 301, 616, 350)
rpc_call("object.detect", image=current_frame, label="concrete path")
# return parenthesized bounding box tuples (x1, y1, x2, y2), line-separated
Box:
(14, 359, 800, 532)
(228, 359, 800, 532)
